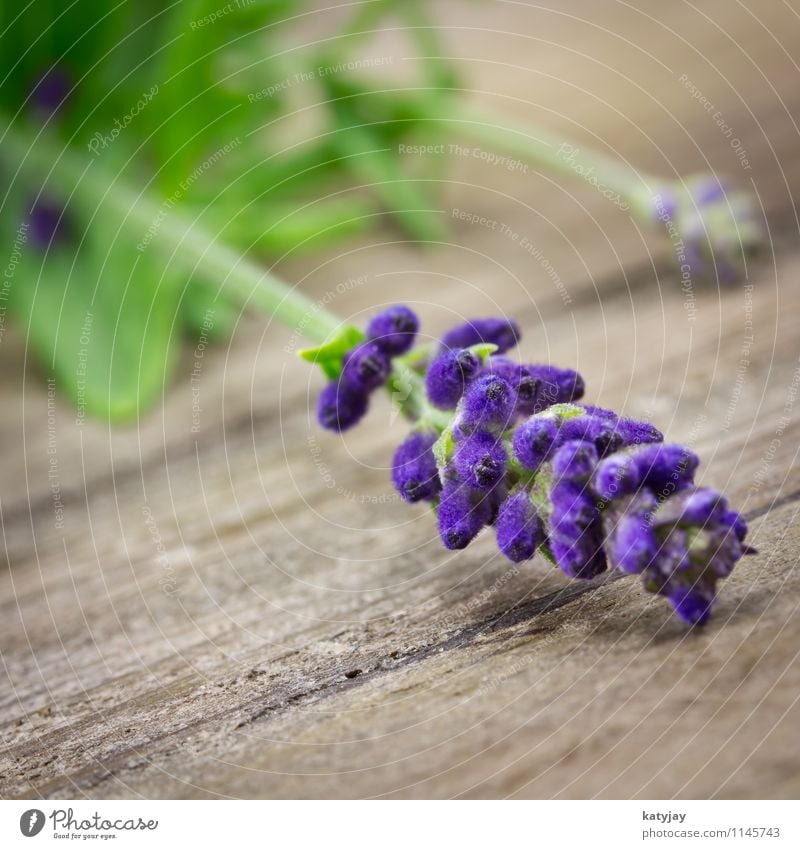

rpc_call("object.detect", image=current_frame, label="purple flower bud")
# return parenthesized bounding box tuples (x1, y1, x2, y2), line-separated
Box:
(485, 357, 540, 415)
(437, 478, 491, 550)
(665, 584, 714, 626)
(32, 67, 70, 117)
(460, 374, 516, 432)
(593, 454, 642, 501)
(341, 341, 390, 392)
(679, 487, 728, 525)
(487, 480, 511, 526)
(580, 404, 618, 420)
(559, 414, 624, 456)
(366, 305, 419, 354)
(425, 348, 481, 409)
(512, 416, 559, 471)
(527, 365, 585, 407)
(550, 481, 598, 533)
(634, 443, 699, 493)
(611, 511, 658, 574)
(495, 489, 543, 562)
(550, 530, 607, 579)
(441, 317, 521, 354)
(552, 440, 599, 482)
(454, 430, 506, 490)
(391, 431, 441, 502)
(721, 509, 748, 543)
(617, 418, 663, 446)
(28, 197, 68, 249)
(317, 382, 368, 432)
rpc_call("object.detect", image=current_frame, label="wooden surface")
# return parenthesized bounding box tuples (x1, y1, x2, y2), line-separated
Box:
(2, 0, 800, 799)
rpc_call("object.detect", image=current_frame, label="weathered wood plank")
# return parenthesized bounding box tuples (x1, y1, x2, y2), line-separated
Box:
(2, 0, 800, 800)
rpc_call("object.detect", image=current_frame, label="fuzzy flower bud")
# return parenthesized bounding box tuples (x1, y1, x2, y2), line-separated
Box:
(341, 341, 390, 392)
(459, 374, 516, 433)
(454, 430, 506, 490)
(593, 453, 642, 501)
(437, 478, 492, 550)
(634, 443, 699, 493)
(391, 431, 441, 503)
(528, 365, 585, 407)
(366, 305, 419, 354)
(636, 175, 764, 284)
(559, 413, 624, 456)
(441, 317, 521, 354)
(317, 381, 368, 432)
(496, 488, 543, 562)
(512, 416, 559, 471)
(484, 357, 541, 415)
(425, 348, 481, 409)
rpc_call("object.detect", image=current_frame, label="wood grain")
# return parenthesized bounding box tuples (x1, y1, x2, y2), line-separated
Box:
(2, 0, 800, 799)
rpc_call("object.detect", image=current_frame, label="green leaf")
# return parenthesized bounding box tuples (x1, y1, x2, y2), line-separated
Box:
(8, 213, 181, 422)
(299, 324, 365, 380)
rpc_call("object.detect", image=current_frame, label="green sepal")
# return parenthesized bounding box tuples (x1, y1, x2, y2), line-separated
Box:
(538, 542, 558, 567)
(298, 324, 365, 380)
(433, 424, 455, 469)
(468, 342, 499, 362)
(540, 402, 585, 420)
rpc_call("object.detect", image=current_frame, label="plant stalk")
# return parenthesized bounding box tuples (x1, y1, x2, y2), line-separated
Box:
(0, 114, 343, 344)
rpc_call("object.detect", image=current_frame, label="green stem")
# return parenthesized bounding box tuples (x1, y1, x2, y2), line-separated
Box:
(440, 102, 657, 215)
(0, 114, 343, 344)
(389, 355, 451, 430)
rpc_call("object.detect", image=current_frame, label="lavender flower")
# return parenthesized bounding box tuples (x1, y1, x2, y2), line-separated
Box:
(496, 488, 543, 562)
(454, 430, 506, 490)
(341, 341, 390, 392)
(484, 357, 541, 415)
(28, 197, 69, 249)
(458, 373, 516, 433)
(512, 416, 559, 471)
(637, 175, 764, 284)
(425, 348, 481, 409)
(528, 365, 585, 407)
(367, 305, 419, 354)
(317, 381, 368, 432)
(440, 317, 520, 354)
(392, 431, 441, 502)
(437, 478, 492, 550)
(311, 305, 752, 625)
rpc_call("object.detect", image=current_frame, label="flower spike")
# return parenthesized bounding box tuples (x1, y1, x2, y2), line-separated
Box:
(310, 305, 753, 626)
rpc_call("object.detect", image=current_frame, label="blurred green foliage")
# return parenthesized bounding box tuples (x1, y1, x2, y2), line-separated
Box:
(0, 0, 459, 420)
